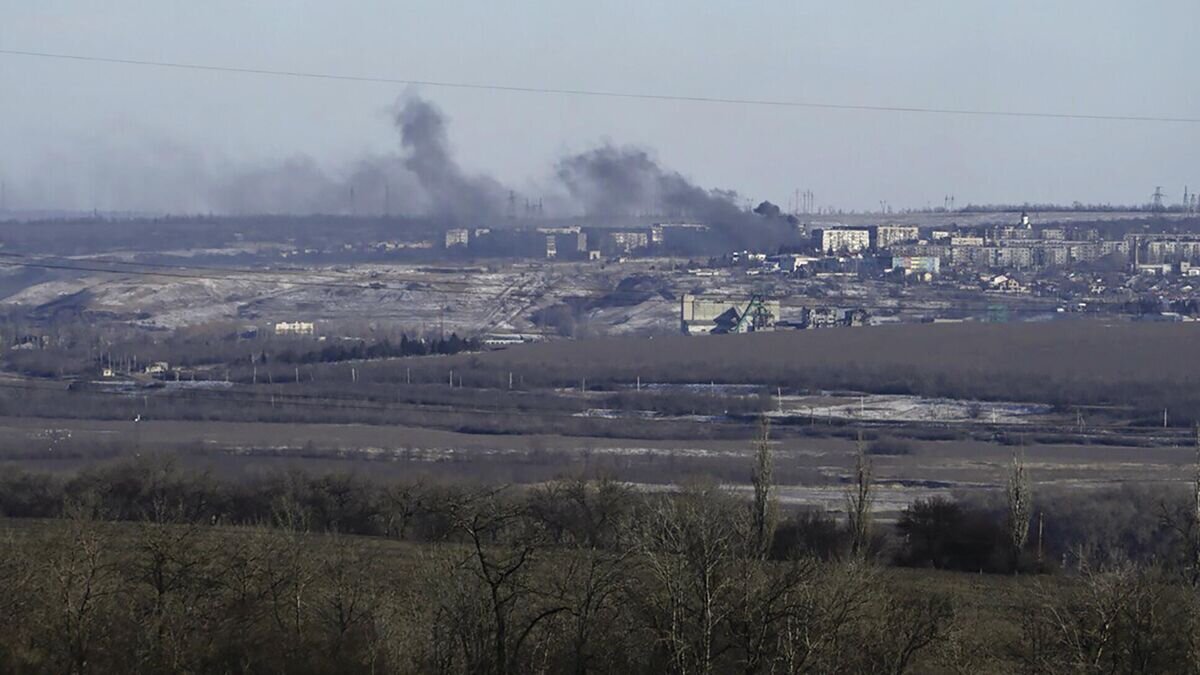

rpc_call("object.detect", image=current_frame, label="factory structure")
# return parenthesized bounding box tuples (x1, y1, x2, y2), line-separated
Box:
(680, 294, 780, 335)
(679, 294, 871, 334)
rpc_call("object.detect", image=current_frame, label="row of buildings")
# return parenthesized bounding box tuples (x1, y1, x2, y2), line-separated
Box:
(679, 294, 867, 334)
(812, 216, 1200, 276)
(445, 222, 711, 260)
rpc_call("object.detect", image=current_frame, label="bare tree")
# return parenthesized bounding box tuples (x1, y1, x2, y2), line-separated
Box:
(846, 432, 874, 559)
(776, 561, 883, 673)
(39, 506, 121, 674)
(727, 556, 820, 674)
(1158, 426, 1200, 587)
(1006, 451, 1032, 572)
(551, 544, 634, 675)
(751, 416, 778, 559)
(535, 477, 636, 674)
(634, 482, 746, 675)
(863, 591, 956, 675)
(127, 498, 214, 673)
(1020, 560, 1185, 673)
(444, 487, 568, 675)
(379, 479, 428, 540)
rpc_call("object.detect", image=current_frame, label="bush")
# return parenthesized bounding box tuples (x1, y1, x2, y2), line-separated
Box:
(866, 437, 916, 455)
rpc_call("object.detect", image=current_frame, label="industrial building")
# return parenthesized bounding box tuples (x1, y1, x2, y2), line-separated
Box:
(651, 222, 709, 247)
(607, 230, 651, 254)
(800, 307, 869, 329)
(537, 226, 588, 260)
(680, 294, 779, 335)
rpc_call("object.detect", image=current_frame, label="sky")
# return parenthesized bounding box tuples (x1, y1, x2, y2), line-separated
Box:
(0, 1, 1197, 215)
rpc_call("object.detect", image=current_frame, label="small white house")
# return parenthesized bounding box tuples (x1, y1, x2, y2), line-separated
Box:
(275, 321, 316, 336)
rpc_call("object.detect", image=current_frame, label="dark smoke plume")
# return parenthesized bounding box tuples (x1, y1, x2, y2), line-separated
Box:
(11, 93, 771, 244)
(555, 144, 746, 222)
(393, 96, 505, 220)
(553, 144, 784, 248)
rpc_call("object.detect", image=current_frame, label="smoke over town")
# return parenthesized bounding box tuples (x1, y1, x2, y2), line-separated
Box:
(555, 145, 746, 223)
(6, 94, 753, 228)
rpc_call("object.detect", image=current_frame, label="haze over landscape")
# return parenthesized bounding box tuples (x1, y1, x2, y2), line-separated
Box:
(2, 1, 1198, 214)
(5, 4, 1200, 674)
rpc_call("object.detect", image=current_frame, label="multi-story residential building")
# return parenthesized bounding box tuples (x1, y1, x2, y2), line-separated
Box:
(816, 228, 871, 254)
(874, 224, 920, 250)
(444, 228, 470, 248)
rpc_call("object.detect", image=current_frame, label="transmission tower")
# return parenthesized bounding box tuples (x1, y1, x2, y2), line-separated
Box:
(1152, 186, 1165, 211)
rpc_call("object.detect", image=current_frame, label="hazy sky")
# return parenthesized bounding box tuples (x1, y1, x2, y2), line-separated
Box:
(1, 1, 1197, 214)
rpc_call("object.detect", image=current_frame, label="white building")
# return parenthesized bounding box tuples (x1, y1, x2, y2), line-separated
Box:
(275, 321, 316, 336)
(875, 225, 920, 250)
(818, 228, 871, 254)
(891, 255, 940, 276)
(444, 228, 470, 248)
(950, 236, 985, 247)
(610, 230, 650, 253)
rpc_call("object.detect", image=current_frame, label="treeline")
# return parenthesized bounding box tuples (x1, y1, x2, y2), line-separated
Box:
(375, 322, 1200, 427)
(0, 454, 1194, 570)
(0, 458, 960, 674)
(6, 455, 1200, 672)
(269, 333, 478, 365)
(0, 309, 481, 380)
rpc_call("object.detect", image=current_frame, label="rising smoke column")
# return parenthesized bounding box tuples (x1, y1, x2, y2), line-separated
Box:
(17, 92, 774, 236)
(393, 96, 505, 221)
(555, 144, 768, 246)
(211, 95, 504, 218)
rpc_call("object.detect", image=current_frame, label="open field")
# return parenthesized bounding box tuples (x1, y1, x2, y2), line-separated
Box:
(2, 414, 1193, 515)
(401, 319, 1200, 419)
(2, 320, 1199, 515)
(0, 254, 1065, 334)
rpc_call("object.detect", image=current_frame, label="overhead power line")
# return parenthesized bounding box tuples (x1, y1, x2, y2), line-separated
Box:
(2, 48, 1198, 124)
